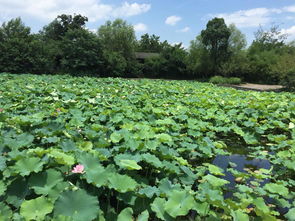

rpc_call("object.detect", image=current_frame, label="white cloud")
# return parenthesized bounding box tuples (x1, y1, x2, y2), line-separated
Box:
(178, 27, 190, 32)
(165, 15, 181, 26)
(0, 0, 151, 22)
(214, 8, 280, 28)
(112, 2, 151, 17)
(134, 23, 147, 32)
(281, 26, 295, 40)
(283, 5, 295, 13)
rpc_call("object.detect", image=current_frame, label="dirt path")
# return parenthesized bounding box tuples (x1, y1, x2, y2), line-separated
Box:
(224, 83, 285, 92)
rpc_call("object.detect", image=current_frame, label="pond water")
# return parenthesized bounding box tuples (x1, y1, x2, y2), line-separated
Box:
(212, 152, 290, 214)
(213, 154, 271, 198)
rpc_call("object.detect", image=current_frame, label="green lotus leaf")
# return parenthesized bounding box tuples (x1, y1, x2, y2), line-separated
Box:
(118, 159, 142, 170)
(253, 197, 270, 214)
(108, 173, 138, 193)
(264, 183, 289, 197)
(137, 210, 149, 221)
(164, 190, 196, 218)
(6, 178, 28, 208)
(155, 133, 172, 143)
(231, 210, 249, 221)
(84, 164, 110, 187)
(151, 197, 167, 220)
(54, 190, 99, 221)
(203, 163, 225, 176)
(110, 131, 123, 143)
(60, 139, 77, 152)
(0, 202, 12, 220)
(151, 197, 173, 221)
(141, 153, 162, 168)
(48, 149, 75, 166)
(139, 186, 159, 198)
(285, 208, 295, 221)
(0, 156, 6, 171)
(117, 207, 133, 221)
(20, 196, 53, 221)
(0, 180, 6, 196)
(202, 174, 229, 187)
(29, 169, 64, 195)
(195, 202, 210, 216)
(12, 157, 44, 176)
(4, 133, 34, 150)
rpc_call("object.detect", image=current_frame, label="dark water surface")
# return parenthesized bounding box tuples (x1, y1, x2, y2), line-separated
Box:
(212, 153, 290, 214)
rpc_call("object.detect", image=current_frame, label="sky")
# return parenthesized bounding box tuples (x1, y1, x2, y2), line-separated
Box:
(1, 0, 295, 48)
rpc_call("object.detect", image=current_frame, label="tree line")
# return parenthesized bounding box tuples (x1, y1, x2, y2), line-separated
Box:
(0, 14, 294, 89)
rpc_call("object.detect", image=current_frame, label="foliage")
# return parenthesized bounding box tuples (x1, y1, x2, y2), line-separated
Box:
(0, 18, 35, 73)
(280, 68, 295, 91)
(59, 28, 104, 76)
(0, 73, 294, 220)
(42, 14, 88, 41)
(201, 17, 231, 72)
(98, 19, 136, 61)
(228, 24, 247, 54)
(209, 76, 242, 84)
(137, 33, 165, 53)
(142, 43, 188, 79)
(186, 35, 214, 78)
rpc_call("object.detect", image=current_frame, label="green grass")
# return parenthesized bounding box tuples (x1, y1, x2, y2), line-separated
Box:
(0, 73, 294, 220)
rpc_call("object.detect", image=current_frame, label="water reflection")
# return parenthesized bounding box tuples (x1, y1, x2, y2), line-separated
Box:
(213, 154, 271, 198)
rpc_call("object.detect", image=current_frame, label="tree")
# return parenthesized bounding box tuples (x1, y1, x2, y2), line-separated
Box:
(246, 25, 288, 83)
(137, 34, 163, 53)
(201, 18, 231, 72)
(42, 14, 88, 40)
(98, 19, 138, 77)
(98, 19, 136, 61)
(142, 43, 188, 79)
(187, 35, 214, 78)
(252, 25, 287, 51)
(228, 24, 247, 54)
(219, 24, 248, 78)
(0, 18, 35, 73)
(60, 29, 104, 76)
(39, 14, 90, 73)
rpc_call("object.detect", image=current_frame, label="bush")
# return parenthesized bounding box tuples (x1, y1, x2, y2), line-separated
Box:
(280, 69, 295, 91)
(209, 76, 242, 84)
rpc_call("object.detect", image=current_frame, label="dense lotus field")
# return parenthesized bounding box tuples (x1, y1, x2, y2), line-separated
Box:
(0, 73, 294, 221)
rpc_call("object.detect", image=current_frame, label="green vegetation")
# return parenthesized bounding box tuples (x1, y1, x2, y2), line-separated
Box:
(0, 73, 294, 220)
(1, 15, 295, 90)
(209, 76, 242, 85)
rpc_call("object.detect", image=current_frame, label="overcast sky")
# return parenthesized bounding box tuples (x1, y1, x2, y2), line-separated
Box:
(1, 0, 295, 48)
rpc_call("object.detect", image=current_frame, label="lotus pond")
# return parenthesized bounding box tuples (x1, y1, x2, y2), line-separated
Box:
(0, 73, 294, 220)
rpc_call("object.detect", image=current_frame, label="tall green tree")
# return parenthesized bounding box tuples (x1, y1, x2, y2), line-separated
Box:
(97, 19, 137, 76)
(219, 24, 248, 78)
(42, 14, 88, 40)
(0, 18, 35, 73)
(98, 19, 136, 60)
(246, 25, 288, 83)
(60, 29, 104, 76)
(187, 35, 214, 78)
(201, 18, 231, 72)
(39, 14, 93, 74)
(228, 24, 247, 54)
(137, 34, 164, 53)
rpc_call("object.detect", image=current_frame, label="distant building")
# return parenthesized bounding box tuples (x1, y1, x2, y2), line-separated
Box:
(135, 52, 160, 63)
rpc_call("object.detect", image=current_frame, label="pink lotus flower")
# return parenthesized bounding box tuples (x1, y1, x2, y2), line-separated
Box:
(72, 164, 85, 174)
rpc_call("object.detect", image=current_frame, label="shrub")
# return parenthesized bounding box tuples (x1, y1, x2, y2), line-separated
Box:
(280, 69, 295, 91)
(209, 76, 242, 85)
